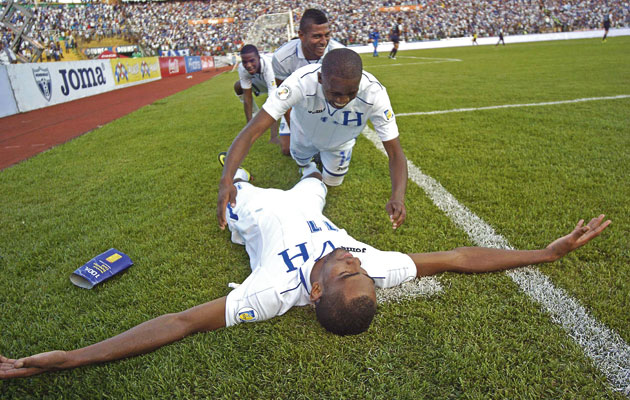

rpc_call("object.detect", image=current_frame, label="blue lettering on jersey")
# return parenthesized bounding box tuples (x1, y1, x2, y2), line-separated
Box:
(324, 221, 338, 231)
(315, 240, 336, 261)
(278, 242, 309, 272)
(342, 111, 363, 126)
(307, 220, 322, 233)
(227, 203, 238, 221)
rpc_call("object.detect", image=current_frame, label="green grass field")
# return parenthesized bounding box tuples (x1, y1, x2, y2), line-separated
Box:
(1, 37, 629, 399)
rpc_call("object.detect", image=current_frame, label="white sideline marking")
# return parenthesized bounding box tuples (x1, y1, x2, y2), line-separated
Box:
(396, 95, 630, 117)
(362, 126, 630, 396)
(367, 56, 461, 68)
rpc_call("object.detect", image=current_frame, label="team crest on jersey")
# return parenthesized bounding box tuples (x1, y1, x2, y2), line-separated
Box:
(238, 307, 258, 322)
(276, 86, 291, 100)
(32, 67, 52, 101)
(384, 109, 394, 121)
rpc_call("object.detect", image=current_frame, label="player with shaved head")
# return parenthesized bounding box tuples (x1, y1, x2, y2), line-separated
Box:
(218, 48, 409, 232)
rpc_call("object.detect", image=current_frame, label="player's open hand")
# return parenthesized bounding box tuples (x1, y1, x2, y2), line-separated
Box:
(217, 180, 237, 230)
(386, 199, 406, 230)
(0, 351, 68, 379)
(546, 214, 611, 261)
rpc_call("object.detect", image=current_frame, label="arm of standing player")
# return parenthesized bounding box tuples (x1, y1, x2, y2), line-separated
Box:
(242, 88, 254, 122)
(0, 297, 227, 379)
(382, 137, 408, 230)
(409, 215, 610, 277)
(217, 110, 276, 229)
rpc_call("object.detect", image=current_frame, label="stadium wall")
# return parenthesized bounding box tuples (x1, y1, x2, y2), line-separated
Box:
(7, 60, 117, 114)
(351, 28, 630, 54)
(1, 55, 216, 117)
(0, 66, 19, 118)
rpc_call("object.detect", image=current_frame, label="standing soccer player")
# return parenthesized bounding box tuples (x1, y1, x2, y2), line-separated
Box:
(369, 28, 380, 57)
(272, 9, 345, 155)
(388, 17, 403, 59)
(496, 29, 505, 46)
(233, 45, 279, 144)
(602, 12, 612, 42)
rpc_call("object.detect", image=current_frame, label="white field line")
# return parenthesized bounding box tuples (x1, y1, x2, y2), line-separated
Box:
(366, 56, 462, 68)
(396, 95, 630, 117)
(363, 126, 630, 396)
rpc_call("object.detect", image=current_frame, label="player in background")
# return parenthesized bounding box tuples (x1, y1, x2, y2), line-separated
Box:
(218, 49, 408, 231)
(602, 12, 612, 42)
(233, 45, 280, 144)
(272, 8, 345, 155)
(388, 17, 404, 59)
(496, 29, 505, 46)
(472, 32, 479, 46)
(369, 28, 380, 57)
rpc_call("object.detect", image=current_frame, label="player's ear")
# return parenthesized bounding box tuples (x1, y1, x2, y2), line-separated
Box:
(310, 281, 323, 303)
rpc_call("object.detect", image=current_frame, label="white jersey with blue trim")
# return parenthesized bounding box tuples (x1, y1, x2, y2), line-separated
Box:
(262, 63, 399, 151)
(272, 38, 345, 81)
(224, 179, 416, 327)
(238, 54, 276, 94)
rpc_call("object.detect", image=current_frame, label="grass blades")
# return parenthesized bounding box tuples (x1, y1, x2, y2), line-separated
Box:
(1, 37, 629, 399)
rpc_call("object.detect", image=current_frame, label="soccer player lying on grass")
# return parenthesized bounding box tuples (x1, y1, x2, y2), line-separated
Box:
(218, 48, 409, 231)
(0, 161, 611, 379)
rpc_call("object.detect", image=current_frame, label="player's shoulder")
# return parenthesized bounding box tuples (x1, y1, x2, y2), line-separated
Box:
(287, 63, 321, 85)
(327, 39, 346, 50)
(359, 70, 386, 92)
(273, 39, 300, 63)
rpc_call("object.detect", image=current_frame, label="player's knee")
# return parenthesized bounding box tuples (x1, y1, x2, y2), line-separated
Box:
(322, 171, 345, 186)
(234, 81, 243, 95)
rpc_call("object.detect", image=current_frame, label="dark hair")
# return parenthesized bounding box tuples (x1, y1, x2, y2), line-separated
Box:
(240, 44, 259, 57)
(315, 291, 377, 336)
(321, 48, 362, 80)
(299, 9, 329, 33)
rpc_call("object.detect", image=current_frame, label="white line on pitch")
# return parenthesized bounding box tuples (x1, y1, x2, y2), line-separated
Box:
(396, 95, 630, 116)
(397, 56, 462, 62)
(362, 126, 630, 396)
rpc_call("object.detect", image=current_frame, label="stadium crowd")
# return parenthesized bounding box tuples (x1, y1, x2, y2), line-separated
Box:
(1, 0, 628, 61)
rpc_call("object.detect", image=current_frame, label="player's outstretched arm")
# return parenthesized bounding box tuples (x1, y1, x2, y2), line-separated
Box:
(0, 297, 227, 379)
(217, 110, 276, 229)
(410, 215, 611, 277)
(382, 137, 408, 230)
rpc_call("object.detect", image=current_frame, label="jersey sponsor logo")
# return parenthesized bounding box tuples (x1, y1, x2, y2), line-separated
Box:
(340, 245, 367, 253)
(308, 108, 324, 114)
(276, 86, 291, 100)
(384, 109, 394, 121)
(238, 307, 258, 322)
(32, 67, 52, 101)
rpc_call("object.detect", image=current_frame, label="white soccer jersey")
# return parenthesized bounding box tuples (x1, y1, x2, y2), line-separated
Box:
(224, 178, 416, 327)
(272, 38, 345, 81)
(262, 63, 399, 151)
(238, 54, 276, 94)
